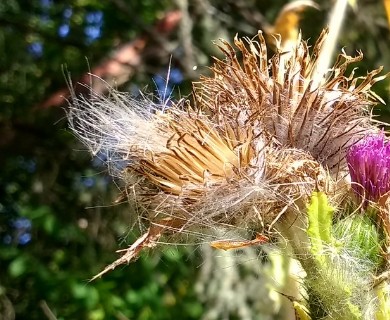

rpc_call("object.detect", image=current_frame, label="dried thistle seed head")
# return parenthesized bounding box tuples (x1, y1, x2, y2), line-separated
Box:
(68, 30, 386, 266)
(194, 30, 385, 173)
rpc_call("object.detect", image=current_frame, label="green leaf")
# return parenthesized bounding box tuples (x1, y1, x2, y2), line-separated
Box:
(8, 255, 28, 278)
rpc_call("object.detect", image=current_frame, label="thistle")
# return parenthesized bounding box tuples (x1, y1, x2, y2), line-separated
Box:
(347, 132, 390, 205)
(68, 29, 389, 318)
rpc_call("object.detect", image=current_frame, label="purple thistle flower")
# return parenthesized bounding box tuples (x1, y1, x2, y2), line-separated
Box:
(347, 132, 390, 204)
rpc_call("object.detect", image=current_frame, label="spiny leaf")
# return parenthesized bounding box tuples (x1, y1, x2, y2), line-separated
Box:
(307, 191, 334, 263)
(375, 282, 390, 320)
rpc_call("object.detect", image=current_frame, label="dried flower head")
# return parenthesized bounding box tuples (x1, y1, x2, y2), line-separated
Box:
(195, 30, 384, 172)
(347, 131, 390, 205)
(68, 30, 386, 278)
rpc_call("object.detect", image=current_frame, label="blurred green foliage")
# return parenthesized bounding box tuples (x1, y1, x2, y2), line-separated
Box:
(0, 1, 203, 319)
(0, 0, 389, 319)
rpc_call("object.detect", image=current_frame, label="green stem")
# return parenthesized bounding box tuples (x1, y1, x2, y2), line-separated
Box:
(276, 193, 363, 319)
